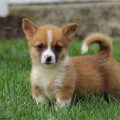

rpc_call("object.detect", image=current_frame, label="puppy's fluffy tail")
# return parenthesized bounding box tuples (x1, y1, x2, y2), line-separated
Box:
(81, 33, 112, 58)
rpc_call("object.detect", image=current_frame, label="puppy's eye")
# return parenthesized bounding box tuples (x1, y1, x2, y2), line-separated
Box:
(54, 44, 63, 52)
(35, 44, 44, 49)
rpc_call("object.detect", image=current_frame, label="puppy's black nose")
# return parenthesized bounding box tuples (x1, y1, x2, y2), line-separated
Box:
(46, 56, 52, 63)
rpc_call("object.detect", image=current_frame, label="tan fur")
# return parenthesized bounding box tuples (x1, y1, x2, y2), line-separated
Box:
(22, 18, 120, 107)
(82, 33, 112, 58)
(73, 33, 120, 98)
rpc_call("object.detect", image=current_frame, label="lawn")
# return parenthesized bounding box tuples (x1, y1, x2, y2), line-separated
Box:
(0, 39, 120, 120)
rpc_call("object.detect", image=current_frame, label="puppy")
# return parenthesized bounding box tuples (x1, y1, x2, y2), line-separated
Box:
(22, 18, 120, 107)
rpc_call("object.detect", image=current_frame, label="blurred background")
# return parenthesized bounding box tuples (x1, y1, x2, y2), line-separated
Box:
(0, 0, 120, 40)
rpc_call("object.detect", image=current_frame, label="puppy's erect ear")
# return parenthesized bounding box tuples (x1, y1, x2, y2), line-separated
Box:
(22, 18, 38, 40)
(63, 23, 79, 39)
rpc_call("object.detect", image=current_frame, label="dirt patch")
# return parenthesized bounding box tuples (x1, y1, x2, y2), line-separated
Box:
(0, 15, 24, 40)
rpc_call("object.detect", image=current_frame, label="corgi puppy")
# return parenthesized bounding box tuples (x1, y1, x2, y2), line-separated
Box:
(22, 18, 120, 107)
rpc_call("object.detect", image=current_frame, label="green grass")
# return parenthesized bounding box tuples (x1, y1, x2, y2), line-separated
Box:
(0, 39, 120, 120)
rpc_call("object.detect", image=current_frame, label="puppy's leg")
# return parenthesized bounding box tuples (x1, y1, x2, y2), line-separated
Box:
(32, 84, 46, 105)
(56, 85, 74, 108)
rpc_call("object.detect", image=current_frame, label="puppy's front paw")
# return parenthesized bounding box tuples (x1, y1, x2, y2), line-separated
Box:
(56, 98, 72, 109)
(33, 95, 46, 105)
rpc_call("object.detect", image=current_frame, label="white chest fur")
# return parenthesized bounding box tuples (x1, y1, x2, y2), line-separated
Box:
(30, 57, 70, 99)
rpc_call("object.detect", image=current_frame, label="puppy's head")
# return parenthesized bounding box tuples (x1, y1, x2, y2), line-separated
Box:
(22, 18, 79, 65)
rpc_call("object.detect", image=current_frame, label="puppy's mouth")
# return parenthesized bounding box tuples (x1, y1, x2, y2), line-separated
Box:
(42, 59, 58, 65)
(40, 59, 59, 65)
(44, 62, 56, 65)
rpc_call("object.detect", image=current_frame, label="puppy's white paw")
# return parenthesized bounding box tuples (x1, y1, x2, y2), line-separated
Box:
(33, 96, 46, 105)
(56, 98, 71, 109)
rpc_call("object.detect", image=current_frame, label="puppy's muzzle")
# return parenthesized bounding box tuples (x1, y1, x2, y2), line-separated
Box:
(45, 56, 53, 64)
(41, 49, 56, 64)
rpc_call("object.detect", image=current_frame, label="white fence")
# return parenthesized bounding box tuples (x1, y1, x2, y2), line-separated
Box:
(0, 0, 8, 17)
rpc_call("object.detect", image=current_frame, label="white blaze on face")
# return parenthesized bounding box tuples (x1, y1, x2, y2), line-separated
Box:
(41, 30, 56, 64)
